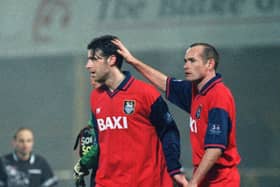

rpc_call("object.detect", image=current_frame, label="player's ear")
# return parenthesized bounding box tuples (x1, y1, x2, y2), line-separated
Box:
(207, 58, 215, 70)
(108, 55, 117, 66)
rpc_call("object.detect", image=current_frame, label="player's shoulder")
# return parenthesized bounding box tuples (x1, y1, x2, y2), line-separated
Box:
(211, 81, 233, 98)
(1, 153, 24, 165)
(207, 82, 235, 109)
(0, 153, 13, 162)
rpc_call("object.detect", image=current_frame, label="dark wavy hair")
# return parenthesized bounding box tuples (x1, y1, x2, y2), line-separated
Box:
(87, 35, 123, 69)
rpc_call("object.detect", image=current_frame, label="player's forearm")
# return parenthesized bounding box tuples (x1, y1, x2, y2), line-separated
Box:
(112, 39, 168, 91)
(129, 58, 168, 92)
(189, 148, 222, 186)
(150, 97, 182, 174)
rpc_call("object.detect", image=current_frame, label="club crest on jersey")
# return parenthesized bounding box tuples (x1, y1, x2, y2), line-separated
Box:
(196, 105, 202, 119)
(124, 100, 135, 114)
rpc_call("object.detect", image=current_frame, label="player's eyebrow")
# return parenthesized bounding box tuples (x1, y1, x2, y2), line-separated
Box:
(189, 57, 195, 62)
(184, 57, 195, 62)
(88, 55, 103, 60)
(88, 56, 94, 60)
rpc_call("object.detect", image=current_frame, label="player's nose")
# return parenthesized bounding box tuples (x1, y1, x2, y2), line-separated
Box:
(85, 61, 92, 69)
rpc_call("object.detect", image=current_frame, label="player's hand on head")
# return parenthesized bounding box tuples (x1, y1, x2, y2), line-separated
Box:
(111, 39, 136, 64)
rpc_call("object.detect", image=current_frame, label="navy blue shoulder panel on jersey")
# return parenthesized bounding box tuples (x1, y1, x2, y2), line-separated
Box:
(166, 78, 192, 113)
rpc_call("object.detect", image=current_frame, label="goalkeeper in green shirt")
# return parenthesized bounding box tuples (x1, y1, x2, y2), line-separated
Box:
(73, 118, 99, 187)
(73, 77, 100, 187)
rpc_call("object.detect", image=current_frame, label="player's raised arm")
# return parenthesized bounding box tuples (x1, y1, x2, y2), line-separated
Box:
(112, 39, 168, 92)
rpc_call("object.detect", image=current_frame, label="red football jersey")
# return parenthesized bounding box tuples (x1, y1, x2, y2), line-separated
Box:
(166, 74, 241, 167)
(91, 74, 174, 187)
(189, 78, 241, 166)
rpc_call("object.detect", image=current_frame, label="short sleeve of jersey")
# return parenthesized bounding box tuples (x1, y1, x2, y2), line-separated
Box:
(204, 92, 232, 150)
(166, 77, 192, 113)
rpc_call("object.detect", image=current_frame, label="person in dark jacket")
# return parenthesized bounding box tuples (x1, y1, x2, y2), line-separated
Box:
(0, 127, 58, 187)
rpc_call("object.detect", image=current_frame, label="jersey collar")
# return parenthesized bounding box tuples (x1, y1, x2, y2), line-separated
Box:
(117, 71, 134, 91)
(13, 152, 36, 164)
(199, 73, 222, 95)
(104, 71, 134, 97)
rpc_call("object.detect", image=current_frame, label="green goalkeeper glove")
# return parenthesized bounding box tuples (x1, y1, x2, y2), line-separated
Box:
(73, 160, 89, 180)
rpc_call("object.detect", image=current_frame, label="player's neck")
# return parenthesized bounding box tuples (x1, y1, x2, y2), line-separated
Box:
(106, 70, 125, 92)
(196, 72, 216, 92)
